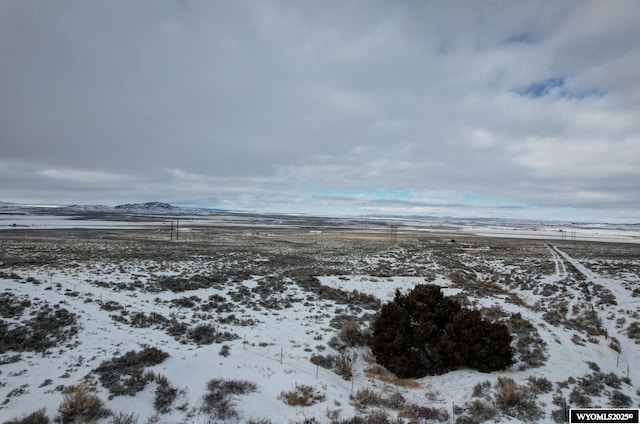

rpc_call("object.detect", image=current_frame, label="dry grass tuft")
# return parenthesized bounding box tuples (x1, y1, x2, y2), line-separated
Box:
(57, 383, 111, 424)
(399, 404, 449, 422)
(363, 364, 420, 389)
(493, 377, 542, 421)
(279, 383, 326, 407)
(4, 408, 50, 424)
(334, 351, 357, 380)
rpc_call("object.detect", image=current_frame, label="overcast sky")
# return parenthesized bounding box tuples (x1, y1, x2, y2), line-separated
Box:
(1, 1, 639, 222)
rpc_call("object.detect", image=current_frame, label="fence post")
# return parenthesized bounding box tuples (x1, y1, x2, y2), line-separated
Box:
(627, 365, 630, 379)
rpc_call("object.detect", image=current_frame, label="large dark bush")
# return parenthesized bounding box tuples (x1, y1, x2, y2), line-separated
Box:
(371, 284, 513, 378)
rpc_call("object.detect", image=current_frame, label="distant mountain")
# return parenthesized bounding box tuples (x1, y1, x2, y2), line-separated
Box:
(0, 201, 217, 217)
(114, 202, 180, 212)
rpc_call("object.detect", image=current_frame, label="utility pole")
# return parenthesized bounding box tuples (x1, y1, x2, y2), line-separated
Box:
(170, 221, 173, 241)
(390, 224, 398, 244)
(176, 219, 179, 240)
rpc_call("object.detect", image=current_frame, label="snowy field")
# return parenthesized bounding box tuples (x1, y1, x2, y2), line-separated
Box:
(1, 221, 639, 423)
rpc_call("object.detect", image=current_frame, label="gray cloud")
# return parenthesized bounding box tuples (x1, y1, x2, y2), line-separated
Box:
(1, 1, 639, 221)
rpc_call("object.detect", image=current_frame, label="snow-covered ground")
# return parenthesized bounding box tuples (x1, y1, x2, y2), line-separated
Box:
(2, 202, 639, 244)
(1, 224, 639, 423)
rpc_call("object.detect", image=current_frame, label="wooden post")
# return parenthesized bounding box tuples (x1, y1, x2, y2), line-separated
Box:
(627, 365, 630, 379)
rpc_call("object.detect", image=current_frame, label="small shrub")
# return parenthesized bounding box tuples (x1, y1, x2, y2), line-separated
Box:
(493, 377, 542, 421)
(4, 408, 50, 424)
(215, 330, 240, 343)
(527, 376, 553, 394)
(509, 313, 548, 369)
(39, 379, 54, 388)
(334, 351, 357, 380)
(472, 380, 491, 398)
(201, 378, 258, 420)
(279, 384, 325, 406)
(552, 391, 566, 408)
(153, 374, 177, 414)
(578, 373, 604, 396)
(458, 399, 496, 423)
(101, 300, 123, 311)
(0, 353, 22, 365)
(0, 293, 31, 318)
(551, 409, 568, 423)
(381, 391, 406, 410)
(333, 417, 366, 424)
(482, 303, 507, 322)
(206, 378, 257, 396)
(361, 410, 403, 424)
(585, 361, 600, 372)
(339, 322, 371, 347)
(399, 404, 449, 422)
(351, 387, 382, 410)
(110, 412, 139, 424)
(310, 353, 336, 369)
(326, 407, 342, 421)
(569, 387, 592, 407)
(202, 396, 235, 421)
(56, 383, 111, 424)
(603, 372, 622, 389)
(93, 346, 169, 396)
(188, 324, 216, 345)
(571, 334, 585, 346)
(609, 390, 632, 407)
(609, 338, 621, 352)
(219, 344, 231, 357)
(626, 322, 640, 342)
(493, 377, 524, 410)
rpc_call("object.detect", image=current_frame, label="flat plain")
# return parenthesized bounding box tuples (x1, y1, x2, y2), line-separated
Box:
(1, 224, 639, 423)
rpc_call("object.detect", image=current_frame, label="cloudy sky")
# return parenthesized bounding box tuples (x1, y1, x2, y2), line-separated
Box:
(1, 1, 639, 222)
